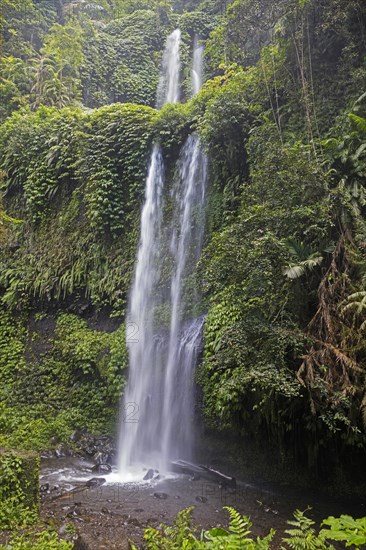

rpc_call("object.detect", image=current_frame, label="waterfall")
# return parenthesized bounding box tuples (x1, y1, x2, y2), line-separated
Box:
(161, 137, 207, 467)
(119, 35, 206, 478)
(156, 29, 181, 108)
(192, 37, 204, 96)
(118, 145, 164, 475)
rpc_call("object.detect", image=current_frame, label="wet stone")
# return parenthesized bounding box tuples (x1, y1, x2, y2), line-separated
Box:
(85, 477, 106, 487)
(91, 463, 112, 473)
(153, 492, 168, 500)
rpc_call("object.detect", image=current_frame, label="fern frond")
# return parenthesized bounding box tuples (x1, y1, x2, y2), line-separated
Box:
(282, 510, 327, 550)
(225, 506, 252, 539)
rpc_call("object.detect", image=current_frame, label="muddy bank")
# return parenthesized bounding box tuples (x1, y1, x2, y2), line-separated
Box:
(40, 458, 365, 549)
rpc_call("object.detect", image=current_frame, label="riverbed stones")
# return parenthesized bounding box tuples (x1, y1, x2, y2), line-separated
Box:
(153, 492, 168, 500)
(74, 532, 130, 550)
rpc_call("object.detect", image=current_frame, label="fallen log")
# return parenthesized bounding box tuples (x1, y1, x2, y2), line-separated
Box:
(170, 460, 236, 488)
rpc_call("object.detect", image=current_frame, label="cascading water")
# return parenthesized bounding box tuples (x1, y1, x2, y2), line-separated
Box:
(118, 145, 165, 475)
(192, 36, 204, 96)
(118, 29, 181, 477)
(119, 35, 206, 477)
(161, 136, 207, 468)
(157, 29, 181, 108)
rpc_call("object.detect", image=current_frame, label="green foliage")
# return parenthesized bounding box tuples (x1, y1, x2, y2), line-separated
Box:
(0, 0, 219, 117)
(1, 0, 366, 488)
(141, 506, 274, 549)
(31, 20, 84, 109)
(283, 239, 327, 280)
(283, 510, 366, 549)
(203, 507, 275, 549)
(0, 103, 156, 230)
(81, 103, 157, 235)
(142, 507, 201, 549)
(197, 129, 334, 446)
(137, 507, 366, 550)
(282, 510, 329, 550)
(0, 103, 156, 311)
(0, 452, 38, 531)
(155, 103, 193, 159)
(0, 308, 127, 450)
(0, 530, 73, 550)
(320, 515, 366, 548)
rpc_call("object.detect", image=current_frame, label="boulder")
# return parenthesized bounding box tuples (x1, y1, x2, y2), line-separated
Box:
(91, 464, 112, 474)
(153, 492, 168, 500)
(85, 477, 106, 488)
(143, 468, 154, 480)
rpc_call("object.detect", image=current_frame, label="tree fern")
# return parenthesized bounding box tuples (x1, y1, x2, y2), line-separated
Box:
(283, 238, 324, 280)
(348, 113, 366, 134)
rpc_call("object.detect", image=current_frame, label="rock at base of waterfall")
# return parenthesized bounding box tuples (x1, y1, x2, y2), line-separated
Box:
(91, 464, 112, 474)
(153, 492, 168, 500)
(55, 443, 72, 458)
(93, 451, 109, 465)
(143, 468, 155, 480)
(86, 477, 106, 487)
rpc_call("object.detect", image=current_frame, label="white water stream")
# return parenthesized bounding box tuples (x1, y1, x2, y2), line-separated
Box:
(119, 34, 206, 478)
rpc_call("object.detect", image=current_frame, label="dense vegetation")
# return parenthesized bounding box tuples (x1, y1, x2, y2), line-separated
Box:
(137, 507, 366, 549)
(1, 0, 366, 503)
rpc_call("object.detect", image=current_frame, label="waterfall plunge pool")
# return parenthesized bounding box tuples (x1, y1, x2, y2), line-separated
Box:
(40, 456, 364, 549)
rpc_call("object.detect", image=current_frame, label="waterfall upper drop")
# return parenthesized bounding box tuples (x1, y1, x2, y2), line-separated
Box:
(119, 35, 206, 478)
(192, 37, 204, 96)
(157, 29, 181, 108)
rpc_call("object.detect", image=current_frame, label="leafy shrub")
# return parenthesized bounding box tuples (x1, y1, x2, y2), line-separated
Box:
(0, 308, 127, 451)
(0, 530, 73, 550)
(137, 506, 274, 549)
(135, 507, 366, 550)
(0, 452, 38, 530)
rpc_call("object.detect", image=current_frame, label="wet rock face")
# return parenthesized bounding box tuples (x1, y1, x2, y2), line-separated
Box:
(74, 432, 117, 465)
(91, 464, 112, 474)
(70, 430, 83, 444)
(93, 452, 109, 465)
(55, 444, 72, 458)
